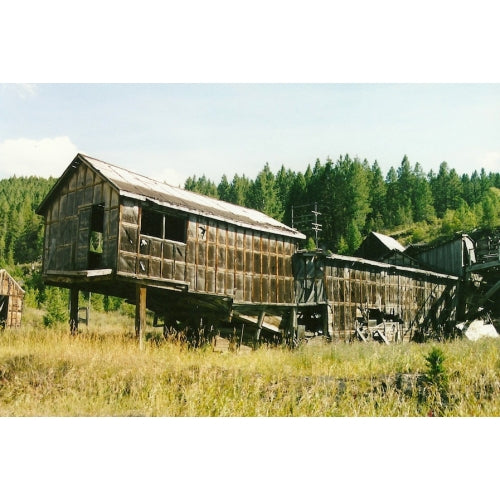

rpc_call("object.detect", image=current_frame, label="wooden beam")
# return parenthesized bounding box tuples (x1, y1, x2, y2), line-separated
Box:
(69, 287, 79, 335)
(47, 269, 113, 277)
(479, 279, 500, 306)
(357, 328, 368, 342)
(377, 329, 390, 345)
(116, 271, 189, 290)
(467, 260, 500, 274)
(135, 285, 147, 348)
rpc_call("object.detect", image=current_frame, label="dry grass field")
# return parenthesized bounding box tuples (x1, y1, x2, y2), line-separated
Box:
(1, 307, 499, 416)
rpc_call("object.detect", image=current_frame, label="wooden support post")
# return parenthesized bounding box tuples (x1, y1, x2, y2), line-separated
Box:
(135, 285, 147, 349)
(323, 304, 333, 338)
(291, 306, 298, 346)
(69, 287, 79, 335)
(254, 309, 266, 349)
(163, 312, 169, 338)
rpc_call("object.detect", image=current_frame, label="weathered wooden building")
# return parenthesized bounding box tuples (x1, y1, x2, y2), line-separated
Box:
(0, 269, 24, 328)
(36, 153, 469, 344)
(354, 231, 421, 269)
(405, 234, 476, 278)
(36, 153, 306, 335)
(354, 231, 406, 261)
(294, 251, 459, 342)
(464, 228, 500, 321)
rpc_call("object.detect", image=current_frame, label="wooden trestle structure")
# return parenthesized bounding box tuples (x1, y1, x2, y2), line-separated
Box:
(37, 153, 492, 346)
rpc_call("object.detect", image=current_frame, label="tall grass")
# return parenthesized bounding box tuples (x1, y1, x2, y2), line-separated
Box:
(1, 308, 499, 416)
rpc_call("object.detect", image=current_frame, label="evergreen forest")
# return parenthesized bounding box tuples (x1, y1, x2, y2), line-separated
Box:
(185, 154, 500, 253)
(0, 154, 499, 317)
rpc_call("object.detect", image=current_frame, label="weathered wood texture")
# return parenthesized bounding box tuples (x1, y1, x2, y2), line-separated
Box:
(40, 156, 299, 309)
(406, 235, 475, 277)
(0, 269, 24, 328)
(42, 162, 119, 273)
(118, 207, 296, 305)
(294, 253, 458, 341)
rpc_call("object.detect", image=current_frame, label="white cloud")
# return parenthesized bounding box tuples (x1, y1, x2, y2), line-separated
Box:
(0, 136, 79, 178)
(14, 83, 37, 99)
(0, 83, 38, 99)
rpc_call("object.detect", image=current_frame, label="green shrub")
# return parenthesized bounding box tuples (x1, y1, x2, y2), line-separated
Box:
(43, 287, 69, 327)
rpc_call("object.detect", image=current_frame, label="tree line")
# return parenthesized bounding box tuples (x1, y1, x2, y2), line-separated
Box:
(185, 154, 500, 253)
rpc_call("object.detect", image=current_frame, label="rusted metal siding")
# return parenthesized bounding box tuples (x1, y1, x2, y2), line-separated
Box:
(42, 162, 119, 273)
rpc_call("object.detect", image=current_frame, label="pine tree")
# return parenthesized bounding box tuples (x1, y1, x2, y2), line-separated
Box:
(43, 287, 69, 326)
(385, 166, 399, 227)
(247, 163, 283, 220)
(346, 221, 362, 254)
(217, 174, 231, 201)
(228, 174, 251, 206)
(412, 162, 435, 222)
(366, 160, 386, 232)
(431, 162, 464, 217)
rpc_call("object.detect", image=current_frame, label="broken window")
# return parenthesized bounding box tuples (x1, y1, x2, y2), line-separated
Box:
(141, 208, 163, 238)
(140, 207, 186, 244)
(165, 214, 186, 243)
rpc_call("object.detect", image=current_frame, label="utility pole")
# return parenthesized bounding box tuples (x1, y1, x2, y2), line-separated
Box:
(291, 202, 322, 248)
(312, 202, 322, 248)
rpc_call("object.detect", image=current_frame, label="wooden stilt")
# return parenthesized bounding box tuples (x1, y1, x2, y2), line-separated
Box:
(135, 285, 147, 348)
(290, 307, 298, 346)
(69, 288, 79, 335)
(163, 312, 169, 338)
(323, 304, 333, 338)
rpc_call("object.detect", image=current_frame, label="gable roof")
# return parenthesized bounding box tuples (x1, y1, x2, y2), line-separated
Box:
(0, 269, 25, 295)
(37, 153, 306, 240)
(371, 231, 406, 252)
(354, 231, 406, 260)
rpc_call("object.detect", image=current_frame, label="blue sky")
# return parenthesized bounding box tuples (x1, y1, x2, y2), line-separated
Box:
(1, 83, 499, 186)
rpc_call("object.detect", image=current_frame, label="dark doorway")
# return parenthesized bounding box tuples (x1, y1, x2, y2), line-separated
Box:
(0, 296, 8, 328)
(88, 204, 104, 269)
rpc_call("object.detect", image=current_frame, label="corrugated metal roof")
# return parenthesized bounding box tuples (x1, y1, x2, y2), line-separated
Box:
(41, 153, 306, 240)
(295, 250, 459, 280)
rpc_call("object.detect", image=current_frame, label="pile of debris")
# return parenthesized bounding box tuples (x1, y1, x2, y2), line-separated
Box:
(456, 313, 499, 341)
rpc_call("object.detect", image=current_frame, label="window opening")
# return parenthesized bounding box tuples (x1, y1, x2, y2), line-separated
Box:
(165, 213, 186, 243)
(140, 207, 186, 244)
(141, 208, 163, 238)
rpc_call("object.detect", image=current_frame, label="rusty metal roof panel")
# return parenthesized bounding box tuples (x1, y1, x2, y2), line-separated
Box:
(81, 154, 306, 240)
